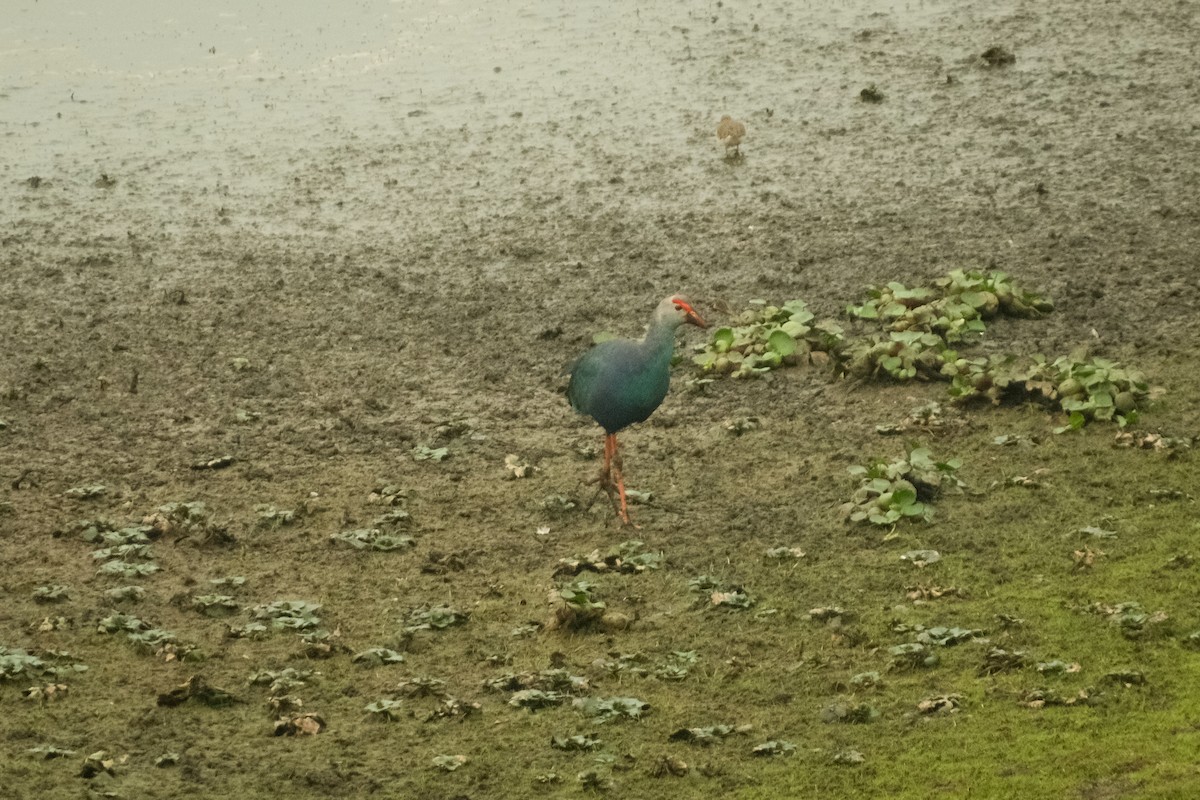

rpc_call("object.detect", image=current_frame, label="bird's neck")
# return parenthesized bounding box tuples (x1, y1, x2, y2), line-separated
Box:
(641, 319, 680, 362)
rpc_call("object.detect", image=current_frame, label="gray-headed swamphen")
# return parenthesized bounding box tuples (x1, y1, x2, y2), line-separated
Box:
(566, 295, 708, 524)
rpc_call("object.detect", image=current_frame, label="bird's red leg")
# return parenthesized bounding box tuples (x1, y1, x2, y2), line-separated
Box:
(609, 435, 633, 526)
(590, 434, 634, 526)
(601, 434, 614, 487)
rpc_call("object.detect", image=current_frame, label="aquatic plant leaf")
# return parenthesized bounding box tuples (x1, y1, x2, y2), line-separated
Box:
(573, 696, 650, 723)
(752, 740, 797, 757)
(352, 648, 406, 667)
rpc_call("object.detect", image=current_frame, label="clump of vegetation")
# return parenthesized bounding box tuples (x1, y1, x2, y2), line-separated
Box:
(692, 299, 844, 378)
(76, 520, 152, 546)
(652, 651, 699, 681)
(148, 501, 210, 534)
(432, 754, 467, 772)
(889, 642, 939, 669)
(249, 667, 314, 694)
(32, 585, 71, 603)
(509, 689, 566, 710)
(551, 733, 602, 751)
(105, 585, 145, 602)
(688, 576, 754, 610)
(364, 698, 405, 721)
(1, 647, 50, 680)
(572, 695, 650, 723)
(548, 581, 607, 630)
(554, 540, 662, 576)
(820, 701, 880, 723)
(191, 595, 239, 617)
(330, 528, 414, 551)
(916, 625, 984, 646)
(156, 675, 238, 708)
(850, 270, 1051, 325)
(839, 270, 1150, 428)
(255, 505, 300, 528)
(412, 445, 449, 462)
(843, 270, 1049, 380)
(669, 724, 739, 745)
(917, 694, 964, 715)
(403, 605, 469, 634)
(96, 613, 190, 660)
(946, 352, 1147, 430)
(352, 647, 406, 667)
(249, 600, 322, 631)
(1087, 601, 1169, 639)
(842, 447, 963, 526)
(91, 539, 154, 582)
(65, 484, 107, 500)
(753, 740, 798, 757)
(484, 667, 590, 695)
(591, 650, 699, 682)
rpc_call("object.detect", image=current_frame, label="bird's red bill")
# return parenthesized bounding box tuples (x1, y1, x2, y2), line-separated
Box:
(672, 298, 708, 328)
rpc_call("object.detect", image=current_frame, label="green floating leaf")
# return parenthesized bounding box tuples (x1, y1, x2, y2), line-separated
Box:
(766, 329, 797, 356)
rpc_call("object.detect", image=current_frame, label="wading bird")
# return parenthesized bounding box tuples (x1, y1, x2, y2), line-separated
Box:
(566, 295, 708, 524)
(717, 115, 746, 157)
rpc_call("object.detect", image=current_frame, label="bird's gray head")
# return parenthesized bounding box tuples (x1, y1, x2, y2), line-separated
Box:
(654, 295, 708, 329)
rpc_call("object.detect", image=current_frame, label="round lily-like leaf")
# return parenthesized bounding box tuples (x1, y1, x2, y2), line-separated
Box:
(766, 329, 797, 357)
